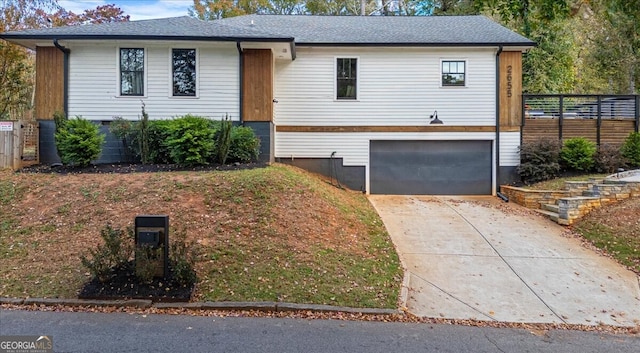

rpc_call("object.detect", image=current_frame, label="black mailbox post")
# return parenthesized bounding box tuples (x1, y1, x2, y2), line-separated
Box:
(135, 215, 169, 278)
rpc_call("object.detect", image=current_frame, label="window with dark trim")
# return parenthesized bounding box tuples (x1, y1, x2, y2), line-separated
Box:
(336, 58, 357, 100)
(120, 48, 144, 96)
(442, 60, 465, 86)
(172, 48, 196, 96)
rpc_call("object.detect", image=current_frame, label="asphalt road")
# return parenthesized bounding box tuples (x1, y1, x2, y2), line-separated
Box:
(1, 310, 638, 353)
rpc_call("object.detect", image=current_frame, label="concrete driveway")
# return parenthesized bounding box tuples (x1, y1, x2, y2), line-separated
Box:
(369, 195, 640, 327)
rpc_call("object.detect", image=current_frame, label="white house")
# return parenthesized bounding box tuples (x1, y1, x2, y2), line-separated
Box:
(1, 15, 534, 195)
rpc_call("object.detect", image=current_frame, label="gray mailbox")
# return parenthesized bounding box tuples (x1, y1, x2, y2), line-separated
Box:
(135, 215, 169, 278)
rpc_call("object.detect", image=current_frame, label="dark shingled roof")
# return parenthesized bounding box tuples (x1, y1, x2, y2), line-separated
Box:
(218, 15, 534, 46)
(0, 16, 292, 42)
(1, 14, 534, 47)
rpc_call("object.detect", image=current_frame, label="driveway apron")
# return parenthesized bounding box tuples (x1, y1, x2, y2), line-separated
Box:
(369, 195, 640, 327)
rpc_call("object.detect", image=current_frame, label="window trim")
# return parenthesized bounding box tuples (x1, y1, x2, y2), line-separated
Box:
(117, 47, 147, 97)
(335, 56, 359, 101)
(170, 47, 199, 98)
(440, 59, 467, 88)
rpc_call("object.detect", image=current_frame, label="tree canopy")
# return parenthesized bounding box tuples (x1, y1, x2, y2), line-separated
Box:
(0, 1, 129, 119)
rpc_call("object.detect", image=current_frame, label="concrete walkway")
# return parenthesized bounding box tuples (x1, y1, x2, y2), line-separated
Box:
(369, 195, 640, 327)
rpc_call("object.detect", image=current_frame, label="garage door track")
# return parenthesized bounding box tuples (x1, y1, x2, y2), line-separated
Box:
(369, 195, 640, 327)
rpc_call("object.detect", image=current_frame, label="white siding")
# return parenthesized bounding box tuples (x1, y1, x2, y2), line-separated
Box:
(499, 131, 520, 166)
(276, 131, 496, 166)
(67, 40, 239, 121)
(275, 47, 497, 126)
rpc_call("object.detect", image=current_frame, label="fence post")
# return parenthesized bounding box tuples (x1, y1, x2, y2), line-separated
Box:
(635, 94, 640, 132)
(12, 122, 21, 170)
(596, 96, 602, 146)
(558, 95, 563, 141)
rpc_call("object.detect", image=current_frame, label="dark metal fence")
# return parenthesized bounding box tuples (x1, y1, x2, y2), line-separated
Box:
(522, 94, 639, 145)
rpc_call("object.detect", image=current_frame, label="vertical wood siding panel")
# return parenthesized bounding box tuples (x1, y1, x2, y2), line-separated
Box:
(35, 47, 64, 120)
(499, 51, 523, 128)
(243, 49, 273, 122)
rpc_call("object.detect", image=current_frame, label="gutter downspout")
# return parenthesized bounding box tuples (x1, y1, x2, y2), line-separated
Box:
(496, 45, 508, 202)
(236, 41, 244, 124)
(53, 39, 70, 117)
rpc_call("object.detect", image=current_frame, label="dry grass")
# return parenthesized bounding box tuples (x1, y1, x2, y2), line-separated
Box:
(0, 164, 402, 308)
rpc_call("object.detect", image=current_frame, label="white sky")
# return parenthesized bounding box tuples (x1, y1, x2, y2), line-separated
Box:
(57, 0, 193, 21)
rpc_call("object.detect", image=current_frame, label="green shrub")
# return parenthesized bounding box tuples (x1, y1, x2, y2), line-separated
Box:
(170, 230, 198, 287)
(621, 132, 640, 168)
(80, 224, 198, 286)
(55, 117, 105, 167)
(53, 111, 68, 158)
(560, 137, 596, 171)
(166, 115, 215, 165)
(80, 225, 133, 283)
(517, 138, 561, 184)
(139, 103, 151, 164)
(217, 116, 232, 164)
(228, 126, 261, 163)
(594, 144, 625, 173)
(146, 120, 173, 164)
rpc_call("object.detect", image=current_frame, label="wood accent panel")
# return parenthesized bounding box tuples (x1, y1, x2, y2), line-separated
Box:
(276, 125, 496, 133)
(522, 118, 636, 145)
(242, 49, 273, 122)
(499, 51, 522, 129)
(35, 46, 64, 120)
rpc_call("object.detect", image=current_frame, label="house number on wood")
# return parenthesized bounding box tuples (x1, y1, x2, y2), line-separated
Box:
(506, 65, 513, 98)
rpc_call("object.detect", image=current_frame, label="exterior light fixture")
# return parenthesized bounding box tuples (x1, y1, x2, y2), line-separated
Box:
(430, 110, 443, 124)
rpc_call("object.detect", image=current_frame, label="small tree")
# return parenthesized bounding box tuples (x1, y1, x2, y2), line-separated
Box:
(139, 102, 151, 164)
(166, 115, 215, 166)
(54, 116, 105, 167)
(621, 132, 640, 168)
(560, 137, 596, 171)
(217, 115, 232, 164)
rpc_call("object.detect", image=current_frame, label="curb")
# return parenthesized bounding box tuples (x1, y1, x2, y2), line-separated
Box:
(0, 297, 401, 316)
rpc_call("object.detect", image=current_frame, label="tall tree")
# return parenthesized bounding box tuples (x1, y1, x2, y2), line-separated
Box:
(49, 4, 130, 27)
(590, 0, 639, 93)
(0, 1, 129, 119)
(1, 0, 59, 119)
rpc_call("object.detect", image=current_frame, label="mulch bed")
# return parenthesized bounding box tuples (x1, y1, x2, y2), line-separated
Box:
(19, 162, 268, 175)
(78, 262, 195, 302)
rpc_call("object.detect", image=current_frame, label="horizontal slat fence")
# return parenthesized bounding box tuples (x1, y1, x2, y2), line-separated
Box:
(522, 94, 639, 146)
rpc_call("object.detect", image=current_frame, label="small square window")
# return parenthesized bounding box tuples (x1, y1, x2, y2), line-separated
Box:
(337, 58, 357, 100)
(442, 60, 465, 86)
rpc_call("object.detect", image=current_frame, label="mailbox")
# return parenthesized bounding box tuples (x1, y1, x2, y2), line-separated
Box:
(135, 215, 169, 278)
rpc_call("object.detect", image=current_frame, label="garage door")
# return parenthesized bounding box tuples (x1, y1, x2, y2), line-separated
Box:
(369, 140, 492, 195)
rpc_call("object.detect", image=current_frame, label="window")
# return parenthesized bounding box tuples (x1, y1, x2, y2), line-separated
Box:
(120, 48, 144, 96)
(336, 58, 357, 100)
(172, 49, 196, 96)
(442, 60, 465, 86)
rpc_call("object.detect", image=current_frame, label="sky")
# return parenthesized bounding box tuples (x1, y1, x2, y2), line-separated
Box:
(58, 0, 193, 21)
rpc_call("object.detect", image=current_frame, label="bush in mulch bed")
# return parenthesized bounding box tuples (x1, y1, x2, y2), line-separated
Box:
(78, 261, 194, 302)
(79, 224, 197, 302)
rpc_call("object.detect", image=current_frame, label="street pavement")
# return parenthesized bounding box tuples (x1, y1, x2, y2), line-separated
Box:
(369, 195, 640, 326)
(1, 309, 639, 353)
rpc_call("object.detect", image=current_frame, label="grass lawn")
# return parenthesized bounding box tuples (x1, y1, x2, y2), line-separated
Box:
(573, 197, 640, 274)
(0, 164, 402, 308)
